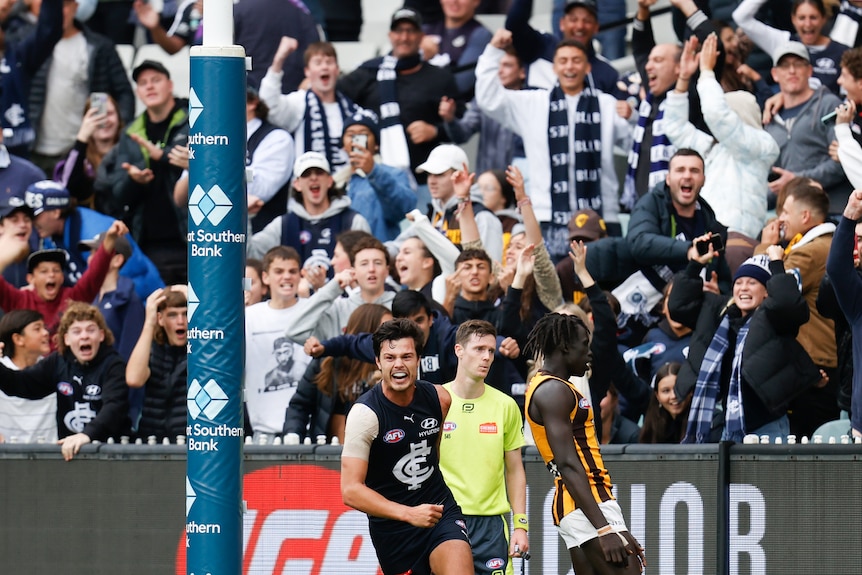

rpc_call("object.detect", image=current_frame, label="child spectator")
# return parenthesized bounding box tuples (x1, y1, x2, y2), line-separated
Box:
(0, 302, 129, 460)
(0, 309, 54, 443)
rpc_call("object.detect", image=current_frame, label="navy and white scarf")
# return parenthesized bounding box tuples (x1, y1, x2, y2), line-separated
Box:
(370, 53, 421, 170)
(545, 77, 602, 257)
(683, 313, 749, 443)
(831, 2, 862, 47)
(723, 320, 751, 442)
(303, 90, 358, 171)
(621, 94, 675, 211)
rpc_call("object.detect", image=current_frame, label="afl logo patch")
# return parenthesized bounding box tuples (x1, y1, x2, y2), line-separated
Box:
(443, 421, 456, 432)
(486, 558, 505, 569)
(57, 382, 74, 396)
(579, 397, 591, 409)
(299, 230, 312, 245)
(383, 429, 405, 443)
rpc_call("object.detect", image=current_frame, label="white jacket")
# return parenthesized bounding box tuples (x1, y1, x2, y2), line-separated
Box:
(475, 45, 631, 224)
(662, 71, 779, 238)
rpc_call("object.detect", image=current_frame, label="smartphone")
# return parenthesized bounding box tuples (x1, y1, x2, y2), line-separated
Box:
(351, 134, 368, 152)
(821, 110, 838, 126)
(695, 234, 725, 256)
(89, 92, 109, 117)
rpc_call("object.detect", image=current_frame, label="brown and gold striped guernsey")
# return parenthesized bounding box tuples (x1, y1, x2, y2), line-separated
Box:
(525, 371, 615, 525)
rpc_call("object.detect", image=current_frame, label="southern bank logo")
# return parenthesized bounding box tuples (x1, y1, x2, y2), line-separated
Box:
(189, 185, 232, 226)
(188, 88, 204, 129)
(187, 283, 199, 322)
(186, 477, 196, 515)
(188, 378, 229, 420)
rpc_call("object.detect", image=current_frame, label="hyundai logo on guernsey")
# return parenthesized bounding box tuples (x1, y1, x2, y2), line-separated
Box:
(187, 378, 229, 420)
(420, 417, 438, 430)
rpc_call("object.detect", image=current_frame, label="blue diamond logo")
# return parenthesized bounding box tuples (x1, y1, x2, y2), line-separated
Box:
(189, 185, 232, 226)
(187, 378, 228, 420)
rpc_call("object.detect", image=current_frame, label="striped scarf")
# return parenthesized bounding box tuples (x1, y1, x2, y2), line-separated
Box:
(303, 90, 359, 171)
(723, 320, 750, 442)
(372, 54, 419, 170)
(831, 2, 862, 47)
(621, 94, 675, 211)
(545, 78, 602, 258)
(684, 313, 732, 444)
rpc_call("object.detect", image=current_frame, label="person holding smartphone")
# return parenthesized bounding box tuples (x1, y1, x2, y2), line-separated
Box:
(337, 110, 415, 242)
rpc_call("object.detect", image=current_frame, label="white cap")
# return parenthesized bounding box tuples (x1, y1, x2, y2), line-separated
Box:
(772, 41, 809, 67)
(293, 151, 331, 176)
(415, 144, 468, 175)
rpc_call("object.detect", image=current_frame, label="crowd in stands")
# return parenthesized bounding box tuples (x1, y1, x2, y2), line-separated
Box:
(2, 0, 862, 459)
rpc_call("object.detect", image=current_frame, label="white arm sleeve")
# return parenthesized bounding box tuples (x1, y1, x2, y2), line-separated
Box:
(342, 403, 379, 461)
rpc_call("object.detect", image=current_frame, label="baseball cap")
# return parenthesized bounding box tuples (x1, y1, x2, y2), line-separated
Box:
(27, 249, 68, 273)
(772, 41, 810, 67)
(132, 59, 171, 82)
(415, 144, 468, 175)
(24, 180, 71, 216)
(0, 191, 32, 219)
(565, 0, 597, 16)
(293, 151, 331, 177)
(390, 7, 422, 30)
(78, 232, 132, 262)
(567, 209, 607, 241)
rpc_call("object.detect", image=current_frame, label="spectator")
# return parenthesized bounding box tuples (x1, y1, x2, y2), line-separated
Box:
(625, 279, 692, 383)
(444, 248, 496, 324)
(478, 169, 520, 251)
(247, 151, 370, 267)
(639, 361, 692, 443)
(826, 188, 862, 437)
(306, 289, 460, 385)
(756, 181, 838, 437)
(670, 248, 821, 443)
(439, 45, 527, 176)
(133, 0, 202, 54)
(832, 49, 862, 171)
(234, 0, 322, 93)
(711, 19, 773, 103)
(498, 165, 564, 340)
(260, 39, 361, 173)
(0, 309, 55, 443)
(337, 7, 462, 191)
(0, 301, 129, 460)
(85, 0, 134, 44)
(763, 41, 848, 213)
(0, 182, 42, 289)
(475, 32, 631, 258)
(0, 220, 126, 337)
(53, 94, 123, 211)
(244, 258, 267, 307)
(29, 0, 135, 174)
(94, 60, 189, 285)
(126, 286, 187, 441)
(439, 320, 529, 574)
(663, 34, 779, 240)
(283, 303, 390, 443)
(245, 246, 353, 436)
(419, 144, 503, 262)
(297, 235, 395, 342)
(626, 149, 731, 299)
(523, 312, 645, 574)
(505, 0, 619, 93)
(340, 318, 473, 575)
(80, 232, 145, 361)
(598, 385, 641, 444)
(733, 0, 849, 95)
(555, 208, 607, 306)
(335, 109, 416, 242)
(421, 0, 492, 100)
(28, 180, 164, 300)
(624, 0, 722, 211)
(394, 236, 444, 304)
(245, 86, 295, 234)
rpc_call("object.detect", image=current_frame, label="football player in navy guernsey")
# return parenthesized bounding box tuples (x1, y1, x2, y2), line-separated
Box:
(341, 318, 473, 575)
